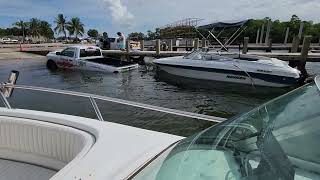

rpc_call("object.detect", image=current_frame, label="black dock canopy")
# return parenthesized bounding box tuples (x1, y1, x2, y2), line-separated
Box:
(198, 20, 250, 29)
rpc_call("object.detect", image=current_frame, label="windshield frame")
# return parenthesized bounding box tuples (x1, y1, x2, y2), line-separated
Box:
(315, 76, 320, 91)
(129, 78, 320, 180)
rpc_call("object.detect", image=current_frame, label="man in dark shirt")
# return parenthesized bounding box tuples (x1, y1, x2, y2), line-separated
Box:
(101, 32, 110, 50)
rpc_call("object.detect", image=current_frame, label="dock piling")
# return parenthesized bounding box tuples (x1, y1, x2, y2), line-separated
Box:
(242, 37, 249, 54)
(298, 22, 304, 39)
(284, 27, 290, 45)
(291, 36, 300, 53)
(140, 40, 144, 51)
(201, 39, 206, 48)
(299, 36, 312, 76)
(256, 28, 260, 44)
(156, 39, 161, 55)
(194, 38, 199, 49)
(260, 24, 265, 44)
(168, 39, 173, 51)
(126, 40, 130, 53)
(266, 39, 272, 52)
(265, 21, 272, 46)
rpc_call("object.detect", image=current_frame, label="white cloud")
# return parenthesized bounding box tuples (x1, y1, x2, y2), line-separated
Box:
(1, 0, 319, 33)
(101, 0, 135, 28)
(125, 0, 320, 32)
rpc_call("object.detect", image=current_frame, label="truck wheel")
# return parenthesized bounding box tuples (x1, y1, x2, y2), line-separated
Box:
(47, 60, 58, 70)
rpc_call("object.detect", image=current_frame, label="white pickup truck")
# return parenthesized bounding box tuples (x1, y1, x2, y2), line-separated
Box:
(46, 46, 139, 73)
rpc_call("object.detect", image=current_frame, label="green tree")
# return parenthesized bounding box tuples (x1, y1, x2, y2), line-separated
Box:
(146, 28, 160, 40)
(12, 20, 28, 42)
(54, 14, 67, 40)
(87, 29, 99, 39)
(67, 17, 85, 41)
(128, 32, 145, 40)
(39, 21, 54, 39)
(29, 18, 40, 37)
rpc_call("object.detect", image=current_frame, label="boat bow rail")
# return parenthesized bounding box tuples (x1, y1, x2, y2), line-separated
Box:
(0, 83, 225, 124)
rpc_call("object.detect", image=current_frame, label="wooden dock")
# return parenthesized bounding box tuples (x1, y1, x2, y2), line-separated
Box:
(101, 50, 320, 62)
(2, 37, 320, 63)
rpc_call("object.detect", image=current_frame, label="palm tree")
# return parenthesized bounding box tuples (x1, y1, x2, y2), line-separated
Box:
(29, 18, 40, 37)
(13, 20, 27, 43)
(54, 14, 67, 40)
(67, 17, 85, 41)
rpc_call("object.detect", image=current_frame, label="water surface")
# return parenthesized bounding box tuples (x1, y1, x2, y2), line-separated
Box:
(0, 58, 318, 136)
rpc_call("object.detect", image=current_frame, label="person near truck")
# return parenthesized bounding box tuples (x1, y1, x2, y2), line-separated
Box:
(117, 32, 126, 51)
(102, 32, 110, 50)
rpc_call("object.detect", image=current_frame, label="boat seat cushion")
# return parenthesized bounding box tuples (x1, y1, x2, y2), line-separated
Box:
(0, 158, 56, 180)
(0, 116, 94, 171)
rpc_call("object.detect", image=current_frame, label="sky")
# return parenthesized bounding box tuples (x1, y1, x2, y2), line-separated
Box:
(0, 0, 319, 37)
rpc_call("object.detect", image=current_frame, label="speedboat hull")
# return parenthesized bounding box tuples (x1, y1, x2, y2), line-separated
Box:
(154, 55, 301, 88)
(156, 64, 299, 87)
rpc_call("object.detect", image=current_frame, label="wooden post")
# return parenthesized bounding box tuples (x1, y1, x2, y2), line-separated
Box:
(168, 39, 173, 51)
(126, 39, 130, 53)
(265, 21, 272, 46)
(156, 39, 161, 55)
(266, 39, 272, 52)
(256, 28, 260, 44)
(298, 22, 304, 39)
(194, 38, 199, 49)
(284, 27, 290, 45)
(140, 40, 144, 51)
(260, 24, 265, 44)
(242, 37, 249, 54)
(291, 36, 300, 53)
(201, 39, 206, 48)
(299, 36, 312, 76)
(185, 40, 188, 51)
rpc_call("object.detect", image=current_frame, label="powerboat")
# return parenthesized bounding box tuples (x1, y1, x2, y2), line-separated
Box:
(154, 51, 301, 87)
(154, 20, 302, 88)
(0, 71, 221, 180)
(0, 71, 320, 179)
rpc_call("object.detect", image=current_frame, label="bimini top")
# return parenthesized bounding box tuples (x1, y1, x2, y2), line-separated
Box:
(198, 19, 250, 29)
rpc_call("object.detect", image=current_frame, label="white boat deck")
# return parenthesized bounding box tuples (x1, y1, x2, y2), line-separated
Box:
(0, 159, 56, 180)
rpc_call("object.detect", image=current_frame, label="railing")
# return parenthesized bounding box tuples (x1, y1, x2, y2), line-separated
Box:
(0, 84, 226, 123)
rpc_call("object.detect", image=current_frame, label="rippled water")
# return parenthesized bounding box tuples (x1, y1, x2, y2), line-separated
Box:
(0, 58, 319, 136)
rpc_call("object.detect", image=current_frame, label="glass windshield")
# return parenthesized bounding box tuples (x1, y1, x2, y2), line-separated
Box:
(132, 81, 320, 180)
(80, 48, 101, 57)
(183, 51, 203, 60)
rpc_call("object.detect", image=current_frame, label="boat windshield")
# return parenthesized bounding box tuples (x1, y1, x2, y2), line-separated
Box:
(132, 78, 320, 180)
(183, 51, 204, 60)
(183, 50, 237, 61)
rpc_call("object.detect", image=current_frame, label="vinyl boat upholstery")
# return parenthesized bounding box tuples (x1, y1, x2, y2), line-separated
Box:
(0, 115, 95, 180)
(0, 108, 182, 180)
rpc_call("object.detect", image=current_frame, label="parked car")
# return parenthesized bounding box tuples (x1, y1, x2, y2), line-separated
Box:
(0, 38, 18, 44)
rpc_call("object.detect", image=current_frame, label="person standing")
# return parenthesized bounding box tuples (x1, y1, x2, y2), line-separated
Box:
(117, 32, 126, 51)
(102, 32, 110, 50)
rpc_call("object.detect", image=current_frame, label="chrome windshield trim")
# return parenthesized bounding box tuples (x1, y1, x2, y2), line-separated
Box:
(89, 97, 104, 121)
(0, 91, 11, 109)
(315, 76, 320, 91)
(3, 84, 226, 123)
